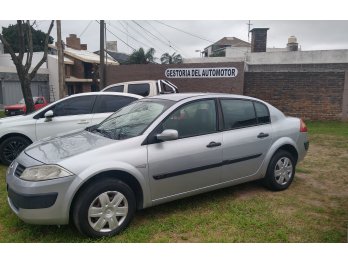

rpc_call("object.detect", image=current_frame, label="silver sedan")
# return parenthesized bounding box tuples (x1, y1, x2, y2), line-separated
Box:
(6, 93, 309, 237)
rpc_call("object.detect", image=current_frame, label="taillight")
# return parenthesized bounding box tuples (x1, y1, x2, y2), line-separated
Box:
(300, 119, 308, 132)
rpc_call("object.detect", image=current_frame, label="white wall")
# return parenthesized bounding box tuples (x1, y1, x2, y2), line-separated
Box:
(225, 47, 250, 58)
(185, 49, 348, 65)
(246, 49, 348, 64)
(0, 52, 47, 68)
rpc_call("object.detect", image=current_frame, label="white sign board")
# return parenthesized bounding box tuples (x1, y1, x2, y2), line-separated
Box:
(165, 67, 238, 78)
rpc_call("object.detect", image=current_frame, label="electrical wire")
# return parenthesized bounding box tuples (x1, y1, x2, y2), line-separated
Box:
(107, 21, 151, 49)
(132, 20, 182, 56)
(79, 20, 93, 38)
(95, 20, 136, 52)
(125, 21, 166, 53)
(155, 20, 215, 43)
(144, 21, 188, 57)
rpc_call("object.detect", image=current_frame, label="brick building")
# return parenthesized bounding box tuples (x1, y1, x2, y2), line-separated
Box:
(48, 34, 118, 99)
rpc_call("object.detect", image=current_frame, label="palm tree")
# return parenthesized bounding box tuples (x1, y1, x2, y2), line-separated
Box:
(127, 47, 156, 64)
(160, 52, 183, 64)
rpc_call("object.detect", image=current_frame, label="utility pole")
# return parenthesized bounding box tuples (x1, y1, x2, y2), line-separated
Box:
(247, 20, 253, 43)
(99, 20, 105, 89)
(104, 22, 107, 86)
(57, 20, 65, 98)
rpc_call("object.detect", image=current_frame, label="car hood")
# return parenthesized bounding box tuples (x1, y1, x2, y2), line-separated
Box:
(0, 113, 32, 124)
(4, 104, 26, 110)
(24, 130, 115, 164)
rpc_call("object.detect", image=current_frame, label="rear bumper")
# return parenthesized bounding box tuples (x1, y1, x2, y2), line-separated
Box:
(297, 133, 309, 163)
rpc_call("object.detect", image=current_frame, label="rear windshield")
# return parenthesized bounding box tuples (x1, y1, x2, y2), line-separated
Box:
(128, 83, 150, 97)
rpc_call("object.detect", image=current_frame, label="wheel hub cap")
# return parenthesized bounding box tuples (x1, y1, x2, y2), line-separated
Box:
(274, 157, 293, 185)
(88, 191, 128, 233)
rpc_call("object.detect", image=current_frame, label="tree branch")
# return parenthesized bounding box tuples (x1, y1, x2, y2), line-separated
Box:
(17, 20, 25, 63)
(0, 32, 20, 66)
(29, 20, 54, 80)
(25, 20, 34, 74)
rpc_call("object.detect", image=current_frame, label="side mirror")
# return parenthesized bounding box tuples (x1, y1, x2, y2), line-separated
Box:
(44, 110, 54, 122)
(156, 129, 178, 142)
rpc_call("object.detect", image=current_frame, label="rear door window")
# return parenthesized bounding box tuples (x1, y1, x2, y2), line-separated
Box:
(254, 101, 271, 124)
(106, 85, 124, 92)
(128, 83, 150, 97)
(93, 95, 138, 113)
(221, 99, 257, 129)
(53, 95, 96, 117)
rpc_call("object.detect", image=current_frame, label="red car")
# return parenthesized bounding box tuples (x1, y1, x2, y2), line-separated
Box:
(4, 96, 48, 116)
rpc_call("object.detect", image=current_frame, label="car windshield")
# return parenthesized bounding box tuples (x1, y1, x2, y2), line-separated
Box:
(91, 99, 174, 140)
(18, 97, 38, 104)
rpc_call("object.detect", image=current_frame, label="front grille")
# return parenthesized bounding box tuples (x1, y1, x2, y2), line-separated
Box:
(5, 109, 24, 116)
(14, 164, 25, 177)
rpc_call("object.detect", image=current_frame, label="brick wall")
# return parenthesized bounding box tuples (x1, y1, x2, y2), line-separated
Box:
(250, 28, 268, 53)
(244, 72, 345, 120)
(106, 62, 245, 94)
(105, 62, 346, 120)
(69, 58, 84, 78)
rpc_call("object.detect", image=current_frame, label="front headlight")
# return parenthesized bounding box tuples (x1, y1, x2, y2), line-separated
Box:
(20, 165, 74, 181)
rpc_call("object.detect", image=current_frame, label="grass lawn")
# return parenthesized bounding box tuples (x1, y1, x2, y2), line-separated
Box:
(0, 121, 347, 242)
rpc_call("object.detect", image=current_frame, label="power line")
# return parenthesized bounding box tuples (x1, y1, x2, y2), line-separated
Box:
(107, 21, 151, 49)
(95, 20, 136, 52)
(79, 20, 93, 38)
(155, 21, 215, 44)
(144, 21, 188, 57)
(125, 21, 166, 53)
(133, 20, 181, 55)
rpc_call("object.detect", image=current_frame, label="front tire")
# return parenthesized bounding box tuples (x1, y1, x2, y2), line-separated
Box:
(263, 150, 296, 191)
(0, 136, 32, 165)
(72, 178, 136, 238)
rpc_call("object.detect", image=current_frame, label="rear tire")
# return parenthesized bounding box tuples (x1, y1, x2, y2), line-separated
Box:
(72, 178, 136, 238)
(0, 136, 32, 165)
(263, 150, 296, 191)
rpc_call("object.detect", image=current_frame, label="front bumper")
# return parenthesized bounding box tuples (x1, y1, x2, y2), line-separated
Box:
(6, 161, 77, 225)
(4, 110, 24, 116)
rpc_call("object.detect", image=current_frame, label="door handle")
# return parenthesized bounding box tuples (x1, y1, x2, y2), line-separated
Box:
(257, 132, 269, 139)
(206, 141, 222, 148)
(78, 120, 89, 124)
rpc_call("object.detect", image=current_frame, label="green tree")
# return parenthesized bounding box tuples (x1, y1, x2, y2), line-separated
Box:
(127, 47, 156, 64)
(160, 52, 183, 64)
(1, 23, 54, 53)
(0, 20, 54, 113)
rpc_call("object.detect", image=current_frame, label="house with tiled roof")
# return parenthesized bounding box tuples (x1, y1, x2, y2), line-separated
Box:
(48, 34, 118, 98)
(203, 37, 251, 57)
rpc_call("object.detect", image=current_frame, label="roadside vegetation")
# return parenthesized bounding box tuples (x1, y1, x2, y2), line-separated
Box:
(0, 121, 347, 242)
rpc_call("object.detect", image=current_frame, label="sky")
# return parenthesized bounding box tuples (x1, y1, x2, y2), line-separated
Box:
(1, 20, 348, 59)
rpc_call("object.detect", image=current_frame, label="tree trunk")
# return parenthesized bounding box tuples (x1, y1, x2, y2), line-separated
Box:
(21, 77, 35, 113)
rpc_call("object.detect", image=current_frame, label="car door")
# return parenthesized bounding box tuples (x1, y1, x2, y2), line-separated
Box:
(90, 95, 139, 125)
(35, 95, 97, 140)
(147, 99, 223, 201)
(220, 99, 273, 182)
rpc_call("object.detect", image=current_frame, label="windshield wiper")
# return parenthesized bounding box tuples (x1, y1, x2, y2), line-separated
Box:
(93, 128, 111, 138)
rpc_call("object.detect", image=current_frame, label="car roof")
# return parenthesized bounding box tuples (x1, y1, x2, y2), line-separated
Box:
(64, 91, 142, 99)
(149, 93, 262, 102)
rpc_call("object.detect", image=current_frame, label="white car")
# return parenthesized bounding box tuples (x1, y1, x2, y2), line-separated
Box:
(0, 92, 141, 165)
(101, 80, 179, 97)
